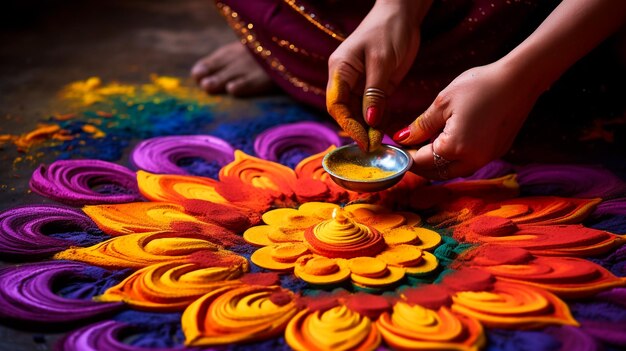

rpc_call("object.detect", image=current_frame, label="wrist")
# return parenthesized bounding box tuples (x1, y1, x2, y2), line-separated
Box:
(496, 51, 554, 99)
(376, 0, 433, 25)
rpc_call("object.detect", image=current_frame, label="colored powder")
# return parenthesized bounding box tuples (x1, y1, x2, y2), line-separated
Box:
(441, 269, 494, 292)
(240, 272, 280, 286)
(177, 157, 222, 179)
(401, 285, 453, 309)
(113, 310, 184, 348)
(54, 266, 130, 300)
(277, 148, 311, 169)
(180, 199, 252, 233)
(330, 163, 396, 180)
(211, 101, 321, 155)
(486, 329, 561, 351)
(49, 229, 111, 247)
(344, 293, 391, 319)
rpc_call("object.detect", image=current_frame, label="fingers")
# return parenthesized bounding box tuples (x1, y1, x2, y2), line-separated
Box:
(327, 59, 369, 151)
(407, 142, 476, 180)
(362, 53, 396, 128)
(393, 96, 448, 145)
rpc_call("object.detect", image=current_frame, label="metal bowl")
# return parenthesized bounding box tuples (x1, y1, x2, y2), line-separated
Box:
(322, 144, 413, 192)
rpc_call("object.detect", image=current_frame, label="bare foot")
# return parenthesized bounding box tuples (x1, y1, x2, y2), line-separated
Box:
(191, 41, 276, 96)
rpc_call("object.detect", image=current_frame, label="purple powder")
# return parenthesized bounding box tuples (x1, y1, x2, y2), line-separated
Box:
(30, 159, 141, 206)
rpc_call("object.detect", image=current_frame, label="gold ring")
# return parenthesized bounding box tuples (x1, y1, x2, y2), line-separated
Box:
(364, 87, 386, 99)
(432, 147, 451, 180)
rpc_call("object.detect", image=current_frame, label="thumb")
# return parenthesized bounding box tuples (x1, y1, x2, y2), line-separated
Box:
(393, 96, 447, 145)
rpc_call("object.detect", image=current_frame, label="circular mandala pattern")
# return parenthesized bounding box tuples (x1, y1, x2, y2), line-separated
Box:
(1, 121, 625, 350)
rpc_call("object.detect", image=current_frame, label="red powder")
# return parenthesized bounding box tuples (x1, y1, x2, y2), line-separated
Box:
(180, 199, 252, 233)
(293, 178, 328, 201)
(170, 221, 245, 247)
(402, 285, 453, 309)
(466, 245, 532, 266)
(215, 177, 273, 212)
(187, 251, 244, 268)
(441, 269, 494, 292)
(298, 293, 340, 312)
(240, 272, 280, 286)
(269, 291, 293, 306)
(344, 293, 391, 319)
(470, 216, 518, 236)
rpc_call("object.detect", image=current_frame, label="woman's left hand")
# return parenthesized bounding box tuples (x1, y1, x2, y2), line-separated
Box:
(393, 60, 543, 179)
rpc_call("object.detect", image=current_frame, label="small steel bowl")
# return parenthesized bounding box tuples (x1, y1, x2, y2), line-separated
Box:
(322, 144, 413, 192)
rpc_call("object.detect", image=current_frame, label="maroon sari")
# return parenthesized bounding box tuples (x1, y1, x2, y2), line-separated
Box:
(215, 0, 558, 123)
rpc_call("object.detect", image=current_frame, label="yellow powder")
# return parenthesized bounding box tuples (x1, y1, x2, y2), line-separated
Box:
(332, 163, 395, 180)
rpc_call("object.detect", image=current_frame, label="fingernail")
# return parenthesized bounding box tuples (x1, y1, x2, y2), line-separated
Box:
(365, 106, 380, 126)
(393, 127, 411, 143)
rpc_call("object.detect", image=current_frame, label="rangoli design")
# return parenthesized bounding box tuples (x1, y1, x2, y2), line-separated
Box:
(0, 78, 625, 351)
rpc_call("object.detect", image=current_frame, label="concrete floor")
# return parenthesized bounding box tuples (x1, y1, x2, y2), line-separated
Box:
(0, 1, 624, 350)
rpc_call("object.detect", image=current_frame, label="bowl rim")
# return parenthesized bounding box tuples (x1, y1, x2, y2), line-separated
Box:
(321, 143, 414, 184)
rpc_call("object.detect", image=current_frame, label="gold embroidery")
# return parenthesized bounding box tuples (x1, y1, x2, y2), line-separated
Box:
(217, 2, 325, 96)
(283, 0, 346, 40)
(271, 37, 326, 61)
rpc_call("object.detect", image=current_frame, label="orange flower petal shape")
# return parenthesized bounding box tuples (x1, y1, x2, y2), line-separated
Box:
(396, 211, 422, 227)
(294, 255, 351, 285)
(285, 305, 381, 351)
(96, 260, 246, 310)
(462, 216, 622, 257)
(243, 225, 274, 246)
(298, 202, 340, 220)
(182, 285, 299, 346)
(350, 258, 405, 288)
(219, 151, 297, 198)
(463, 246, 626, 298)
(83, 202, 202, 235)
(345, 204, 406, 231)
(482, 196, 601, 225)
(251, 243, 310, 271)
(378, 245, 439, 276)
(261, 208, 321, 229)
(53, 232, 221, 269)
(383, 226, 442, 249)
(451, 281, 579, 329)
(377, 302, 485, 351)
(136, 171, 227, 204)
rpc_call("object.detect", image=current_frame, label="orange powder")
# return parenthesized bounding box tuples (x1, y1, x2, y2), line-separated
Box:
(332, 163, 395, 180)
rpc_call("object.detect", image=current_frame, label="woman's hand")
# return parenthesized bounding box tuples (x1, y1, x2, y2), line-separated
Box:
(393, 61, 543, 179)
(326, 0, 431, 152)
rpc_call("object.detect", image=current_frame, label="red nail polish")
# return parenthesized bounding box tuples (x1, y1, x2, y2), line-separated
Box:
(393, 127, 411, 143)
(365, 106, 380, 126)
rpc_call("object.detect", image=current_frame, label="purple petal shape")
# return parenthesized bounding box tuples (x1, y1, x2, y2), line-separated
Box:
(581, 321, 626, 347)
(0, 205, 102, 258)
(54, 321, 193, 351)
(253, 121, 342, 162)
(545, 325, 600, 351)
(0, 261, 123, 323)
(448, 159, 515, 183)
(596, 288, 626, 309)
(130, 135, 235, 174)
(592, 198, 626, 217)
(516, 164, 626, 198)
(30, 160, 141, 206)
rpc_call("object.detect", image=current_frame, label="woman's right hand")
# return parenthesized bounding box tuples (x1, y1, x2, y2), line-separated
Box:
(326, 0, 431, 152)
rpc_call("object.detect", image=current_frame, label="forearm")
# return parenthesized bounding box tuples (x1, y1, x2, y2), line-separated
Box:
(500, 0, 626, 94)
(376, 0, 433, 26)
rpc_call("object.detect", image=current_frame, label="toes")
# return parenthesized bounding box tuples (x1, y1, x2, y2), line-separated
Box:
(201, 68, 244, 94)
(226, 72, 275, 97)
(191, 42, 244, 83)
